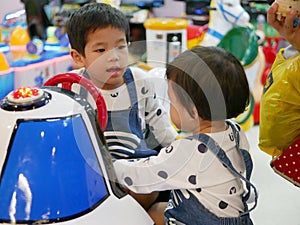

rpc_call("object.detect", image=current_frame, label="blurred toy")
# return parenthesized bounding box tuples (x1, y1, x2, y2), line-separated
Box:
(200, 0, 250, 46)
(275, 0, 300, 17)
(10, 31, 72, 90)
(44, 26, 70, 52)
(43, 27, 73, 75)
(1, 9, 27, 43)
(0, 43, 12, 64)
(45, 26, 60, 44)
(0, 52, 14, 100)
(217, 26, 266, 128)
(25, 37, 44, 59)
(0, 73, 153, 224)
(187, 24, 208, 49)
(9, 26, 30, 46)
(11, 37, 54, 89)
(9, 26, 31, 60)
(1, 9, 27, 29)
(234, 93, 255, 131)
(0, 43, 10, 54)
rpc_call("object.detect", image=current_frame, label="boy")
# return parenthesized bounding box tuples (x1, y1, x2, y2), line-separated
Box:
(66, 2, 177, 210)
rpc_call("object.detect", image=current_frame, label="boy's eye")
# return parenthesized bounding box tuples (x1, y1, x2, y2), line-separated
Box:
(96, 48, 105, 53)
(117, 45, 127, 50)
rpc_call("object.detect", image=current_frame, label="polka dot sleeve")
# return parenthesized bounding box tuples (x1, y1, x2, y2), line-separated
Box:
(132, 68, 177, 147)
(113, 138, 213, 193)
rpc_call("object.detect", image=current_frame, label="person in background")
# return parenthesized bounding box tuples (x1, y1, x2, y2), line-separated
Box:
(258, 2, 300, 156)
(114, 46, 257, 225)
(66, 2, 177, 213)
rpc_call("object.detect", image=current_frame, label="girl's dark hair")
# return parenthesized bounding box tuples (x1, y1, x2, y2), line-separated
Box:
(166, 46, 250, 121)
(66, 2, 130, 56)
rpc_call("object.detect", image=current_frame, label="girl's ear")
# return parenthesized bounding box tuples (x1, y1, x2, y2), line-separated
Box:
(191, 104, 199, 120)
(70, 49, 84, 67)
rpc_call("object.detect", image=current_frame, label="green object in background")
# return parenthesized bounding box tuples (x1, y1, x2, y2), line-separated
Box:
(264, 24, 278, 37)
(217, 26, 258, 67)
(248, 3, 279, 37)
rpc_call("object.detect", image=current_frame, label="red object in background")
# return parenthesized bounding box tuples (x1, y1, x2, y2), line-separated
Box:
(253, 102, 260, 125)
(262, 37, 277, 64)
(187, 24, 208, 49)
(262, 36, 285, 65)
(187, 24, 208, 40)
(271, 136, 300, 187)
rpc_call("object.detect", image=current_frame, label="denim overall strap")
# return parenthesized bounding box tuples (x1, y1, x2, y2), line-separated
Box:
(81, 69, 142, 138)
(225, 120, 254, 203)
(123, 68, 138, 109)
(123, 68, 144, 140)
(105, 68, 157, 159)
(193, 133, 258, 215)
(80, 70, 90, 97)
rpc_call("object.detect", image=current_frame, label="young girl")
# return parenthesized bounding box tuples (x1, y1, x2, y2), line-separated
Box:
(113, 46, 257, 225)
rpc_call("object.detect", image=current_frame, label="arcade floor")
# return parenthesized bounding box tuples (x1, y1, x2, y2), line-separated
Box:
(245, 125, 300, 225)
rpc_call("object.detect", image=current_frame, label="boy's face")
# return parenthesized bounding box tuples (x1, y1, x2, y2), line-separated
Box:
(71, 26, 129, 90)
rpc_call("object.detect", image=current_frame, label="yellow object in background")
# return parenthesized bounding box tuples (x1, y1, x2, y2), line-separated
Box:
(144, 18, 189, 30)
(238, 115, 254, 132)
(9, 26, 30, 46)
(9, 26, 30, 61)
(0, 52, 9, 70)
(0, 51, 14, 100)
(187, 25, 207, 49)
(101, 0, 120, 8)
(234, 93, 255, 131)
(46, 26, 59, 44)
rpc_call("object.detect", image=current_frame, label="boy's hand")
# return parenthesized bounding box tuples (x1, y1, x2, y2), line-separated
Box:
(267, 2, 300, 51)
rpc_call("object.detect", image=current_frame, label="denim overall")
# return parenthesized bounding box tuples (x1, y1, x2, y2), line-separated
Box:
(81, 68, 157, 159)
(164, 120, 258, 225)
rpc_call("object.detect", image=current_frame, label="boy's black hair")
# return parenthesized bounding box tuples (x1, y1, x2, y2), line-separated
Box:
(166, 46, 250, 121)
(66, 2, 130, 56)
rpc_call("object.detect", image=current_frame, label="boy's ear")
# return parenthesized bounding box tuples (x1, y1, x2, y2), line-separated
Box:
(70, 49, 84, 67)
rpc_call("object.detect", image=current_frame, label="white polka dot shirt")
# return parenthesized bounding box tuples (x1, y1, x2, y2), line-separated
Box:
(114, 123, 250, 217)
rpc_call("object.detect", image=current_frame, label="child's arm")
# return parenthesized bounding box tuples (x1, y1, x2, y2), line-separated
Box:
(142, 76, 178, 147)
(144, 99, 178, 147)
(113, 138, 200, 193)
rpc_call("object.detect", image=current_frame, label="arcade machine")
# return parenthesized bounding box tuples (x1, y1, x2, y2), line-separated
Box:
(0, 73, 154, 224)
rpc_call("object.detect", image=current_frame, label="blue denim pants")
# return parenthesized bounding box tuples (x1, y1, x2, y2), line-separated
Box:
(164, 189, 253, 225)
